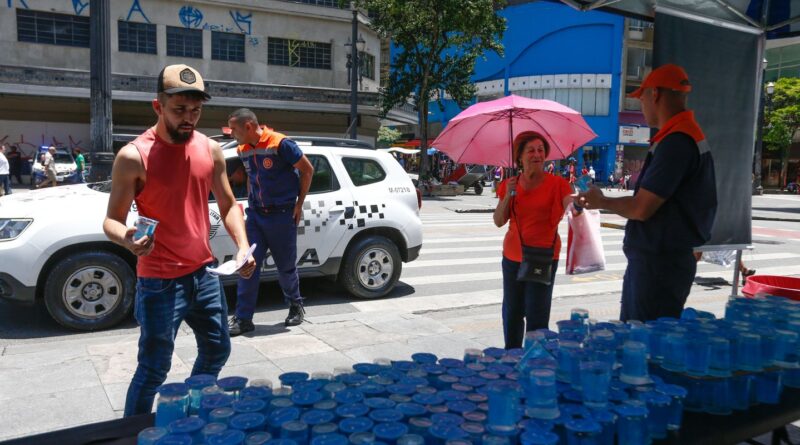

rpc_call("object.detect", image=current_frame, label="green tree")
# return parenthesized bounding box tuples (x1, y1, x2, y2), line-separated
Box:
(377, 126, 402, 148)
(348, 0, 506, 178)
(764, 77, 800, 186)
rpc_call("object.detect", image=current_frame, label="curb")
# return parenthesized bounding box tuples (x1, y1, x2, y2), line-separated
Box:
(753, 216, 800, 223)
(601, 222, 626, 230)
(453, 208, 494, 213)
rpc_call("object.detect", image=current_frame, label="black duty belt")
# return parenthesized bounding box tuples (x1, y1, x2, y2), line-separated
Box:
(251, 204, 294, 215)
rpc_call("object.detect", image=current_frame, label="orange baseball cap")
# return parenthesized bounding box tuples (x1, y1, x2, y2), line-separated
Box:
(628, 64, 691, 98)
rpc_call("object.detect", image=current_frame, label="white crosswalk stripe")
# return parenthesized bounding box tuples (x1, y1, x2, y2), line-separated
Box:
(384, 206, 800, 316)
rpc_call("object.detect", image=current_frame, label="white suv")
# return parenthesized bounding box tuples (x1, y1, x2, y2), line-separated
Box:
(0, 137, 422, 331)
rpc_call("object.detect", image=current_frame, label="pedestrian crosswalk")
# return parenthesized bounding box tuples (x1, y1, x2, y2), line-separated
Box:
(373, 211, 800, 315)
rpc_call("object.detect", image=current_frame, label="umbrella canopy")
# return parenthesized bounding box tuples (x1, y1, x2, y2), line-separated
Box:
(432, 95, 597, 168)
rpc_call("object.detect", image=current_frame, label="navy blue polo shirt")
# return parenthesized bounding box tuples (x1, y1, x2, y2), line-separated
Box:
(239, 135, 304, 208)
(624, 132, 717, 256)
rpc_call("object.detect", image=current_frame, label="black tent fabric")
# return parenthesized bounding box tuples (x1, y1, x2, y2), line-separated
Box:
(653, 12, 761, 249)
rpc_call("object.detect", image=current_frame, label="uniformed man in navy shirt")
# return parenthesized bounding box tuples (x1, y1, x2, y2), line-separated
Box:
(226, 108, 314, 335)
(576, 64, 717, 322)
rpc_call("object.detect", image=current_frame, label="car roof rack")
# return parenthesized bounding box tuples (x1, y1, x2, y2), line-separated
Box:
(291, 137, 374, 150)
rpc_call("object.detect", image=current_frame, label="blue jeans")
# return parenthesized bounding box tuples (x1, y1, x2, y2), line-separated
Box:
(501, 257, 559, 349)
(620, 249, 696, 322)
(124, 266, 231, 417)
(236, 207, 302, 320)
(0, 174, 10, 195)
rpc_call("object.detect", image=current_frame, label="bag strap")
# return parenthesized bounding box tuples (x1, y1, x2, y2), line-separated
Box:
(509, 181, 557, 249)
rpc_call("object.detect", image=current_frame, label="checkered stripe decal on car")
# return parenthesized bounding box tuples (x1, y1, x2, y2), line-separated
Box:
(297, 200, 386, 235)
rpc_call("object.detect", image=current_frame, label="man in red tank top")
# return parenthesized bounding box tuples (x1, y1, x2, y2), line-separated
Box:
(103, 64, 256, 417)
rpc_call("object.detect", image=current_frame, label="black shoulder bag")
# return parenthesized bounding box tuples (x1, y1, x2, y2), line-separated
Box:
(510, 193, 557, 285)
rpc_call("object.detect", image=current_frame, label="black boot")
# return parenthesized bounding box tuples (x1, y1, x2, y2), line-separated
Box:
(285, 302, 305, 326)
(229, 315, 254, 337)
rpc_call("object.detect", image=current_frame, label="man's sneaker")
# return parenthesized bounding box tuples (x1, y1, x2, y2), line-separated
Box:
(229, 316, 254, 337)
(285, 302, 305, 327)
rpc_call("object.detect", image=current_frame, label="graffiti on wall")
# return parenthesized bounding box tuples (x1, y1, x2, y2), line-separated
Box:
(1, 134, 86, 159)
(177, 5, 260, 46)
(71, 0, 88, 15)
(126, 0, 150, 23)
(6, 0, 29, 8)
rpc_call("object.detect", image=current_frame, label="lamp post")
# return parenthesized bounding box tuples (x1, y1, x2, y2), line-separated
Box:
(753, 58, 772, 195)
(345, 10, 366, 140)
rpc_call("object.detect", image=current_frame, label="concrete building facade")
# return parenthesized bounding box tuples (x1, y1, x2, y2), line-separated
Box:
(0, 0, 416, 159)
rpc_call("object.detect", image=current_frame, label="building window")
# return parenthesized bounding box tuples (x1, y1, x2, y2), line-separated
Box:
(118, 21, 156, 54)
(268, 38, 332, 69)
(359, 52, 375, 80)
(212, 31, 245, 62)
(17, 9, 90, 47)
(626, 47, 652, 80)
(166, 26, 203, 59)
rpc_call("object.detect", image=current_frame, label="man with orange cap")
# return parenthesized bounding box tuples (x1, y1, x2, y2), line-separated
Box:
(576, 64, 717, 322)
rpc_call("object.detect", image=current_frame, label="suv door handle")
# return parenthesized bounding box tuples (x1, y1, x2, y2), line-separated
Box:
(329, 206, 345, 213)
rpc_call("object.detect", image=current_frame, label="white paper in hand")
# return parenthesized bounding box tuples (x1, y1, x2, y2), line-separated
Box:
(206, 243, 257, 276)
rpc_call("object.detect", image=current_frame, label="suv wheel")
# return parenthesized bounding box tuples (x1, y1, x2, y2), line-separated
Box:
(339, 236, 402, 299)
(473, 182, 484, 195)
(44, 251, 135, 330)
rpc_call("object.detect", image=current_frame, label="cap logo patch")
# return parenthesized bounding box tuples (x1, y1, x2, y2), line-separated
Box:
(180, 68, 197, 84)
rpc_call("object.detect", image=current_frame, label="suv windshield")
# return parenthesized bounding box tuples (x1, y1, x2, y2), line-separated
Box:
(53, 152, 74, 163)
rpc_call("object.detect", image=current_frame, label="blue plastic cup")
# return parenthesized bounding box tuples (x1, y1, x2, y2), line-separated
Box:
(736, 332, 763, 372)
(785, 369, 800, 389)
(281, 420, 310, 445)
(661, 333, 688, 373)
(571, 308, 590, 323)
(564, 418, 601, 445)
(557, 341, 581, 383)
(774, 330, 799, 365)
(463, 348, 483, 364)
(210, 407, 237, 426)
(642, 392, 670, 439)
(246, 432, 273, 445)
(520, 429, 559, 445)
(614, 401, 649, 445)
(486, 380, 521, 428)
(156, 383, 190, 428)
(525, 369, 559, 420)
(755, 371, 783, 404)
(137, 426, 168, 445)
(207, 430, 247, 445)
(589, 408, 616, 445)
(230, 413, 267, 434)
(373, 422, 408, 445)
(203, 423, 230, 442)
(730, 375, 752, 411)
(579, 361, 611, 409)
(311, 423, 338, 438)
(620, 341, 650, 385)
(708, 337, 732, 377)
(685, 334, 710, 376)
(396, 434, 425, 445)
(703, 378, 732, 416)
(185, 374, 217, 415)
(656, 384, 687, 430)
(218, 377, 249, 400)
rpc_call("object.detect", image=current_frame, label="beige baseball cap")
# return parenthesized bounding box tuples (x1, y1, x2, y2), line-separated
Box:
(157, 64, 211, 100)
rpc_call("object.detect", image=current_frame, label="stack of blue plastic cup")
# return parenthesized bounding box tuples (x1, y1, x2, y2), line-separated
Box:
(156, 383, 190, 428)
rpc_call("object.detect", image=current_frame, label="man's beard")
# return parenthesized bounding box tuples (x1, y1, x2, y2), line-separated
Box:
(166, 122, 194, 143)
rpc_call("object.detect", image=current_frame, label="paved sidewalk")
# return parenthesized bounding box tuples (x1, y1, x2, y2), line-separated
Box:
(0, 284, 732, 441)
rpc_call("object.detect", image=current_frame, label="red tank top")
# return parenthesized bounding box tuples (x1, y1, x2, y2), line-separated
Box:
(132, 128, 214, 279)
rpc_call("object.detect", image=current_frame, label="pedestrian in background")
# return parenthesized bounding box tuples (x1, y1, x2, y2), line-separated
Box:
(103, 64, 255, 417)
(226, 108, 314, 336)
(576, 64, 717, 322)
(36, 146, 58, 188)
(0, 144, 10, 196)
(7, 145, 22, 185)
(493, 131, 577, 349)
(74, 148, 86, 183)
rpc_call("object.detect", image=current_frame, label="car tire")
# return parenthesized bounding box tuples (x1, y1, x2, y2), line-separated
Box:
(339, 235, 402, 299)
(474, 182, 484, 195)
(44, 251, 135, 331)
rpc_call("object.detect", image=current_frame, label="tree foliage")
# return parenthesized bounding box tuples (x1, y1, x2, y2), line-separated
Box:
(348, 0, 506, 176)
(764, 77, 800, 184)
(377, 126, 402, 148)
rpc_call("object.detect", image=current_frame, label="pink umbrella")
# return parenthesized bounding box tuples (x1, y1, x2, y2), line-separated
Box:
(432, 95, 597, 167)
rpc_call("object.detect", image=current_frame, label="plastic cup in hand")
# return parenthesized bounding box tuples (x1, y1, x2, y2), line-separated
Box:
(579, 361, 611, 409)
(575, 175, 593, 193)
(620, 341, 650, 385)
(134, 216, 158, 241)
(525, 369, 559, 420)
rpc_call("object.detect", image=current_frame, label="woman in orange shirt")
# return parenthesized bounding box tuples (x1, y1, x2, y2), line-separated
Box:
(493, 131, 577, 349)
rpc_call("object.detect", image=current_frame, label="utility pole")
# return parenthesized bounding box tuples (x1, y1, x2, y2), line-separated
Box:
(89, 0, 114, 182)
(349, 9, 359, 140)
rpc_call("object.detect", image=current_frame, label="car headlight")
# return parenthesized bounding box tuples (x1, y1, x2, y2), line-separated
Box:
(0, 219, 32, 241)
